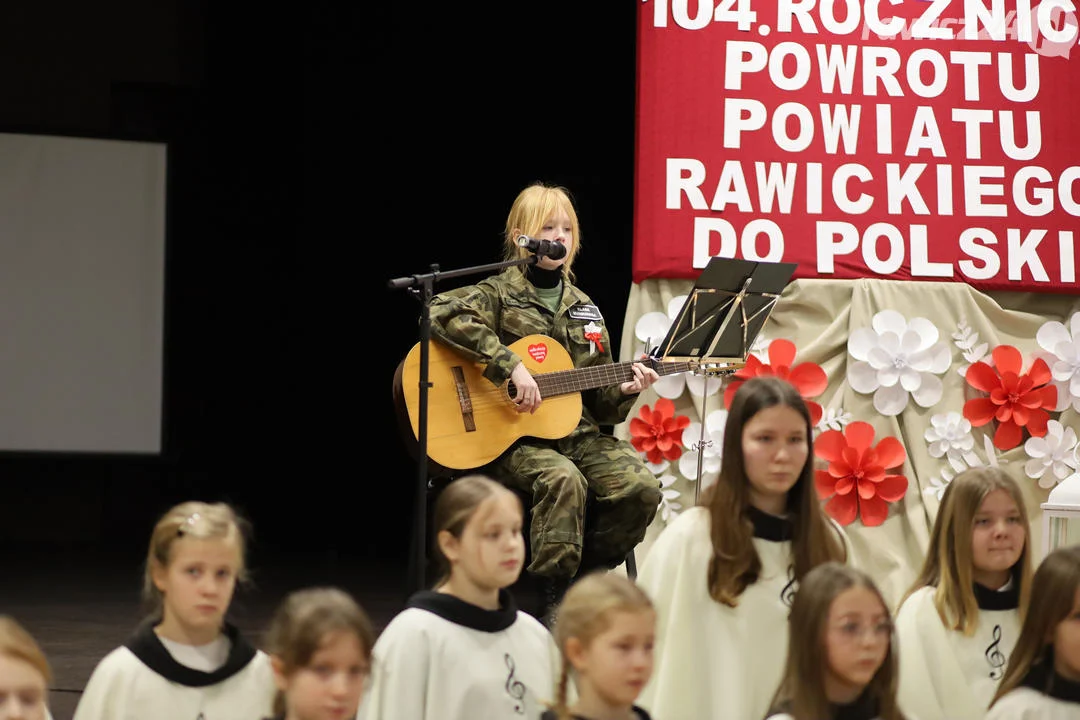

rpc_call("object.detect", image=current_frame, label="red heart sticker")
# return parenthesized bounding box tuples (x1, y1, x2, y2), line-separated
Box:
(528, 343, 548, 363)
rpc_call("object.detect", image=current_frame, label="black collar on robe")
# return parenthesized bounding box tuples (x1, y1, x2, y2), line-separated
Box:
(1022, 651, 1080, 703)
(972, 580, 1020, 610)
(539, 706, 654, 720)
(771, 690, 878, 720)
(749, 505, 794, 542)
(124, 618, 258, 687)
(833, 689, 880, 720)
(408, 588, 519, 632)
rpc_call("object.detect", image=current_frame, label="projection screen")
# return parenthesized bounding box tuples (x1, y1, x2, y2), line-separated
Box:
(0, 131, 166, 454)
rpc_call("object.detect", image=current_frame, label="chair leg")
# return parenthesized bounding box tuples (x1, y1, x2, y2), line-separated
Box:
(625, 549, 637, 580)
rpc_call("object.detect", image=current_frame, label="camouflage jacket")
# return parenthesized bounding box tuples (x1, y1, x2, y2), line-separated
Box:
(427, 268, 637, 434)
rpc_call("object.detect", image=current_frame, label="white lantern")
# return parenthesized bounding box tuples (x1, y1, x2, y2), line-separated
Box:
(1040, 463, 1080, 560)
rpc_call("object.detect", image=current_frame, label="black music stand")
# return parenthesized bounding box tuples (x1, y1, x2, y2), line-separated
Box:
(654, 256, 797, 498)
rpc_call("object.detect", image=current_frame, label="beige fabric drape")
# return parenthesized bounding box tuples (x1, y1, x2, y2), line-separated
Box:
(616, 277, 1080, 611)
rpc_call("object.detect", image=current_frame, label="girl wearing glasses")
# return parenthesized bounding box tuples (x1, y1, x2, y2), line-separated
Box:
(765, 562, 906, 720)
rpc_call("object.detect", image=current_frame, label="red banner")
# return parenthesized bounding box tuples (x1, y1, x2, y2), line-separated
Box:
(634, 0, 1080, 293)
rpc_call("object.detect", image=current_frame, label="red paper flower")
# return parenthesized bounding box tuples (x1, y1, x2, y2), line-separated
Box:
(629, 397, 691, 464)
(723, 339, 828, 425)
(963, 345, 1057, 451)
(814, 421, 908, 527)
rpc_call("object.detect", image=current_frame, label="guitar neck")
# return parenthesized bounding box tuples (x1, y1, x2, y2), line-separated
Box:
(533, 359, 695, 398)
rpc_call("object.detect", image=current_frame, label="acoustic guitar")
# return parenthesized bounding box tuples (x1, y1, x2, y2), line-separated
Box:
(392, 334, 700, 471)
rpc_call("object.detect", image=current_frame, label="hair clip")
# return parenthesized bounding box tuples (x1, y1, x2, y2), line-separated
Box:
(177, 512, 202, 536)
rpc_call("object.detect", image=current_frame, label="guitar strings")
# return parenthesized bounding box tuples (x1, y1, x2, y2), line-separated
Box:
(417, 358, 701, 416)
(427, 385, 574, 412)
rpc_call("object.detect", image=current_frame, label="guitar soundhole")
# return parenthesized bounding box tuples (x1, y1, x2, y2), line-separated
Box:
(506, 381, 517, 401)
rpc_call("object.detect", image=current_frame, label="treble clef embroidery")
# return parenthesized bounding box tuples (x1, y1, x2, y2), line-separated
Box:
(985, 624, 1006, 680)
(781, 564, 798, 608)
(504, 653, 526, 715)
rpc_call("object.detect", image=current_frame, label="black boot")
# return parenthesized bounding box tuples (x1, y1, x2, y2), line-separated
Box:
(538, 575, 572, 628)
(575, 547, 625, 579)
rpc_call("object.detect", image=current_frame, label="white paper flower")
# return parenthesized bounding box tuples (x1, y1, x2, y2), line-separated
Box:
(1035, 313, 1080, 412)
(924, 466, 957, 502)
(952, 319, 989, 378)
(640, 456, 671, 476)
(658, 473, 683, 522)
(979, 434, 1005, 468)
(750, 333, 770, 357)
(925, 435, 1004, 505)
(924, 411, 979, 472)
(847, 309, 952, 415)
(817, 407, 853, 432)
(678, 409, 727, 488)
(634, 295, 723, 401)
(1024, 420, 1079, 488)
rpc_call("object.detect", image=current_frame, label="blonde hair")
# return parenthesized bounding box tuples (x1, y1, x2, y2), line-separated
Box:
(264, 587, 376, 717)
(702, 376, 846, 606)
(902, 467, 1032, 635)
(548, 572, 655, 720)
(0, 615, 52, 686)
(502, 183, 581, 282)
(142, 500, 251, 615)
(769, 563, 905, 720)
(990, 544, 1080, 708)
(431, 474, 522, 587)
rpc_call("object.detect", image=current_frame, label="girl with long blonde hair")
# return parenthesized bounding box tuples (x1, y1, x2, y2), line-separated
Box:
(894, 467, 1033, 720)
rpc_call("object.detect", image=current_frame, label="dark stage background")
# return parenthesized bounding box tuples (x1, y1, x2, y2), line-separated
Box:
(1, 3, 639, 604)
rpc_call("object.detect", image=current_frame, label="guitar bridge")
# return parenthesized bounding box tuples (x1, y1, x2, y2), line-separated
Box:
(451, 366, 476, 432)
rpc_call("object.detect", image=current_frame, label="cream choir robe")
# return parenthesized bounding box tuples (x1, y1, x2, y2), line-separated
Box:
(988, 688, 1080, 720)
(986, 661, 1080, 720)
(72, 621, 274, 720)
(765, 690, 884, 720)
(358, 588, 561, 720)
(895, 583, 1020, 720)
(636, 505, 852, 720)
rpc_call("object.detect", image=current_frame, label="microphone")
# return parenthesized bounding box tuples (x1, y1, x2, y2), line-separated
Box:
(517, 235, 567, 260)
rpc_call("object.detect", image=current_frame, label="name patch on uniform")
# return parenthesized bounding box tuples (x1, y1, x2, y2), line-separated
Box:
(567, 304, 603, 322)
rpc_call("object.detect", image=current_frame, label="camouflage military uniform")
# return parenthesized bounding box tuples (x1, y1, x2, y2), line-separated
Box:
(428, 268, 662, 581)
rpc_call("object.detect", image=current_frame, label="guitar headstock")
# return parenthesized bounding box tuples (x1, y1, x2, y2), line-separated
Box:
(699, 362, 742, 376)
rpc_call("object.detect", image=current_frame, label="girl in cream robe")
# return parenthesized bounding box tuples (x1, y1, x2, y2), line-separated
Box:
(637, 377, 852, 720)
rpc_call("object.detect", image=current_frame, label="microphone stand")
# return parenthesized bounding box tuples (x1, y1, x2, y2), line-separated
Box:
(388, 254, 541, 597)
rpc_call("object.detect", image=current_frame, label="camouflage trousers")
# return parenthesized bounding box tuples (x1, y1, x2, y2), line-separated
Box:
(484, 433, 662, 581)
